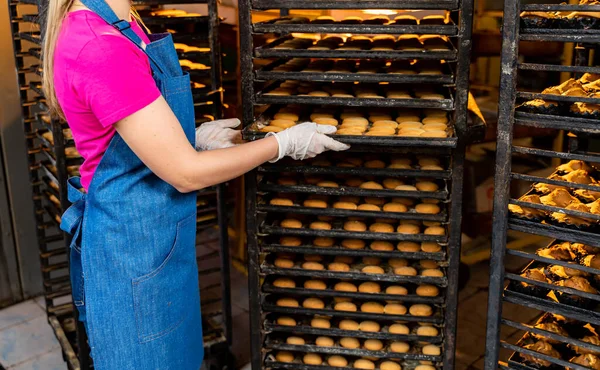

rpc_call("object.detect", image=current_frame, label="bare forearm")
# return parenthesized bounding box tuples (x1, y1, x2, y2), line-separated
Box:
(178, 136, 278, 192)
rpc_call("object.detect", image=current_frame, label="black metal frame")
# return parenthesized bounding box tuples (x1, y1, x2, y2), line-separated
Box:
(485, 1, 600, 369)
(239, 1, 476, 370)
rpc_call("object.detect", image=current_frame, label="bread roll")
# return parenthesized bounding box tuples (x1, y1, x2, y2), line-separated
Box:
(354, 359, 375, 370)
(416, 284, 439, 297)
(313, 237, 334, 247)
(287, 336, 305, 345)
(311, 113, 334, 121)
(358, 282, 381, 294)
(389, 323, 410, 334)
(314, 117, 339, 126)
(389, 258, 409, 268)
(384, 303, 407, 315)
(421, 268, 444, 277)
(275, 258, 294, 268)
(423, 123, 448, 131)
(362, 266, 385, 274)
(334, 201, 358, 210)
(302, 261, 324, 270)
(339, 319, 359, 331)
(423, 344, 441, 356)
(421, 130, 447, 138)
(328, 262, 351, 272)
(415, 366, 436, 370)
(370, 223, 394, 233)
(394, 266, 418, 276)
(277, 298, 299, 307)
(397, 121, 423, 130)
(396, 115, 421, 123)
(340, 337, 360, 349)
(305, 280, 327, 290)
(271, 198, 294, 206)
(372, 120, 398, 129)
(397, 224, 420, 234)
(415, 181, 439, 192)
(357, 204, 381, 212)
(303, 297, 325, 309)
(270, 119, 296, 129)
(396, 185, 418, 191)
(390, 342, 410, 353)
(304, 199, 328, 208)
(276, 351, 294, 363)
(366, 129, 396, 136)
(281, 219, 302, 228)
(386, 285, 408, 295)
(410, 304, 433, 316)
(342, 239, 366, 250)
(364, 339, 384, 351)
(360, 181, 384, 190)
(364, 197, 386, 206)
(417, 325, 439, 336)
(274, 278, 296, 288)
(340, 196, 361, 204)
(334, 282, 358, 292)
(327, 356, 348, 367)
(397, 241, 420, 252)
(369, 114, 393, 122)
(370, 241, 394, 251)
(277, 316, 296, 326)
(310, 221, 332, 230)
(303, 353, 322, 365)
(380, 361, 401, 370)
(421, 242, 442, 253)
(420, 260, 438, 269)
(361, 301, 384, 314)
(275, 112, 299, 121)
(383, 178, 404, 190)
(383, 203, 408, 213)
(311, 317, 330, 328)
(280, 236, 302, 246)
(343, 117, 369, 126)
(334, 301, 357, 312)
(344, 221, 367, 232)
(416, 204, 441, 214)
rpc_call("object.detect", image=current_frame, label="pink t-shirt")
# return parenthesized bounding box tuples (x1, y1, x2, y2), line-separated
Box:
(54, 10, 161, 190)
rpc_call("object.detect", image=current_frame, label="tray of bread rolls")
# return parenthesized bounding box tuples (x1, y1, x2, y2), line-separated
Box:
(253, 14, 457, 36)
(250, 0, 459, 10)
(256, 58, 455, 85)
(255, 35, 457, 61)
(264, 354, 440, 370)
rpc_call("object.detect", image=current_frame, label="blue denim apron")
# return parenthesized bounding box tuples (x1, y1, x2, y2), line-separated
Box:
(59, 1, 203, 368)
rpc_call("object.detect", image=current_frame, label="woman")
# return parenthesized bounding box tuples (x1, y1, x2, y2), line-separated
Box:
(44, 0, 349, 367)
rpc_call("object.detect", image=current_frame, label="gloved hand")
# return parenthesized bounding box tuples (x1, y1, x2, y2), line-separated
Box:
(267, 122, 350, 162)
(195, 118, 242, 151)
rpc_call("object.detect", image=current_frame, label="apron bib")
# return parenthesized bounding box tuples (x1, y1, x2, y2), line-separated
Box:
(60, 1, 203, 368)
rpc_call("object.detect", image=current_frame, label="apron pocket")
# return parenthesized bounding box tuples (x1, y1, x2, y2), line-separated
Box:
(132, 213, 197, 343)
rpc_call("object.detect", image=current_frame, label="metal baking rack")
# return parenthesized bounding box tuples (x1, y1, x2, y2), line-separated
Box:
(484, 1, 600, 369)
(239, 1, 477, 369)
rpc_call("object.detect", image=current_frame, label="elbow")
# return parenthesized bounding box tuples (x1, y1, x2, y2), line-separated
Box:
(171, 169, 207, 194)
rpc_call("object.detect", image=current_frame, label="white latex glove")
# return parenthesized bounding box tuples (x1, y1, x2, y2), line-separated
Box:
(267, 122, 350, 162)
(195, 118, 242, 151)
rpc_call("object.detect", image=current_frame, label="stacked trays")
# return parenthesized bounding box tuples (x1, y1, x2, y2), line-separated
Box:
(485, 1, 600, 370)
(239, 1, 476, 370)
(9, 0, 83, 368)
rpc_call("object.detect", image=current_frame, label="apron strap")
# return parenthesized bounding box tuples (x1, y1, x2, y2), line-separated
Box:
(79, 0, 165, 75)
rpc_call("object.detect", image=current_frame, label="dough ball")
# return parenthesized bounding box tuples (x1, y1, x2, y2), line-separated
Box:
(389, 258, 409, 268)
(358, 282, 381, 294)
(271, 198, 294, 206)
(310, 221, 332, 230)
(370, 223, 394, 233)
(362, 266, 385, 274)
(276, 351, 294, 363)
(383, 203, 408, 213)
(416, 284, 439, 297)
(380, 361, 402, 370)
(327, 355, 348, 367)
(342, 239, 366, 250)
(328, 262, 351, 272)
(335, 282, 358, 292)
(303, 298, 325, 309)
(397, 241, 421, 252)
(394, 266, 418, 276)
(384, 303, 407, 315)
(276, 316, 296, 326)
(364, 339, 384, 351)
(361, 301, 384, 314)
(339, 319, 360, 331)
(281, 219, 302, 228)
(286, 336, 305, 345)
(315, 336, 334, 347)
(422, 242, 442, 253)
(386, 285, 408, 295)
(273, 278, 296, 288)
(359, 320, 380, 332)
(280, 236, 302, 246)
(313, 237, 335, 247)
(302, 261, 325, 270)
(303, 353, 322, 365)
(311, 317, 331, 328)
(340, 337, 360, 349)
(354, 359, 375, 370)
(389, 323, 410, 334)
(277, 298, 299, 307)
(305, 280, 327, 290)
(390, 341, 410, 353)
(417, 325, 439, 336)
(275, 258, 294, 268)
(423, 344, 441, 356)
(344, 221, 367, 232)
(410, 304, 433, 317)
(371, 241, 394, 251)
(334, 301, 357, 312)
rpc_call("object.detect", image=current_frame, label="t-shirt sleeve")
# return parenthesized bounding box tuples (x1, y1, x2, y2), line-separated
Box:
(72, 35, 161, 127)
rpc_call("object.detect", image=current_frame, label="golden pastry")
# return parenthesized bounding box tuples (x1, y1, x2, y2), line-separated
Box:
(358, 204, 381, 212)
(345, 221, 368, 231)
(358, 282, 381, 293)
(360, 181, 384, 190)
(335, 282, 358, 292)
(304, 254, 324, 262)
(362, 266, 385, 274)
(366, 129, 396, 136)
(394, 266, 418, 276)
(334, 201, 358, 210)
(311, 317, 330, 328)
(370, 223, 394, 233)
(305, 280, 327, 290)
(361, 301, 384, 314)
(417, 325, 439, 336)
(340, 337, 360, 349)
(371, 241, 394, 251)
(342, 117, 369, 126)
(390, 342, 410, 353)
(385, 303, 407, 315)
(359, 321, 380, 332)
(277, 297, 299, 307)
(310, 221, 332, 230)
(369, 114, 393, 122)
(270, 119, 296, 129)
(328, 262, 351, 272)
(383, 203, 408, 213)
(339, 319, 360, 331)
(303, 297, 325, 309)
(424, 226, 445, 235)
(421, 268, 444, 277)
(342, 239, 366, 250)
(389, 323, 410, 334)
(380, 361, 401, 370)
(423, 344, 441, 356)
(386, 285, 408, 295)
(274, 278, 296, 288)
(314, 336, 335, 348)
(422, 242, 442, 253)
(303, 353, 322, 365)
(275, 258, 295, 268)
(287, 336, 305, 345)
(261, 126, 284, 133)
(314, 117, 339, 126)
(302, 261, 325, 270)
(354, 359, 375, 370)
(313, 237, 334, 247)
(335, 301, 358, 312)
(327, 356, 348, 367)
(421, 130, 447, 138)
(364, 197, 386, 206)
(280, 236, 302, 246)
(397, 224, 420, 234)
(372, 120, 398, 129)
(276, 351, 294, 363)
(416, 204, 441, 214)
(410, 304, 433, 316)
(277, 316, 296, 326)
(303, 199, 328, 208)
(311, 113, 334, 121)
(420, 260, 438, 269)
(398, 122, 424, 130)
(397, 241, 420, 252)
(396, 185, 418, 191)
(364, 339, 384, 351)
(417, 284, 439, 297)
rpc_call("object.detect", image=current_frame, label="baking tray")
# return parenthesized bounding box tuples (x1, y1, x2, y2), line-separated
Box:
(257, 162, 451, 179)
(520, 30, 600, 44)
(517, 91, 600, 106)
(250, 0, 459, 10)
(514, 112, 600, 135)
(253, 21, 457, 36)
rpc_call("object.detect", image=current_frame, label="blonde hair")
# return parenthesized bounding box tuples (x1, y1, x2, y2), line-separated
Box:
(42, 0, 74, 119)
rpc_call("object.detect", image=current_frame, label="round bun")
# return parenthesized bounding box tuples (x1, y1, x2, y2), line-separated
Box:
(281, 219, 302, 228)
(328, 356, 348, 367)
(315, 336, 334, 347)
(340, 337, 360, 349)
(304, 199, 328, 208)
(386, 285, 408, 295)
(397, 224, 420, 234)
(410, 304, 433, 317)
(339, 319, 360, 331)
(421, 268, 444, 277)
(394, 266, 418, 276)
(416, 204, 441, 214)
(415, 366, 436, 370)
(416, 181, 439, 192)
(417, 325, 439, 336)
(359, 321, 380, 332)
(302, 261, 324, 270)
(397, 241, 420, 252)
(314, 117, 339, 126)
(275, 258, 295, 268)
(364, 339, 384, 351)
(313, 237, 334, 247)
(383, 203, 408, 213)
(422, 242, 442, 253)
(274, 278, 296, 288)
(371, 241, 394, 251)
(425, 226, 445, 235)
(358, 204, 381, 211)
(380, 361, 401, 370)
(305, 280, 327, 290)
(384, 303, 407, 315)
(344, 221, 367, 232)
(271, 198, 294, 206)
(361, 301, 384, 314)
(311, 317, 331, 328)
(389, 258, 409, 268)
(360, 181, 384, 190)
(328, 262, 351, 272)
(277, 298, 299, 308)
(310, 221, 332, 230)
(389, 323, 410, 334)
(335, 282, 358, 292)
(362, 266, 385, 274)
(270, 119, 296, 129)
(390, 342, 410, 353)
(383, 178, 404, 190)
(303, 353, 322, 365)
(354, 359, 375, 370)
(276, 351, 294, 363)
(303, 298, 325, 309)
(280, 236, 302, 246)
(342, 239, 366, 250)
(364, 197, 386, 206)
(286, 336, 305, 345)
(370, 223, 394, 233)
(275, 112, 299, 121)
(335, 301, 358, 312)
(343, 117, 369, 126)
(417, 284, 440, 297)
(334, 201, 358, 210)
(277, 316, 296, 326)
(423, 344, 441, 356)
(358, 282, 381, 294)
